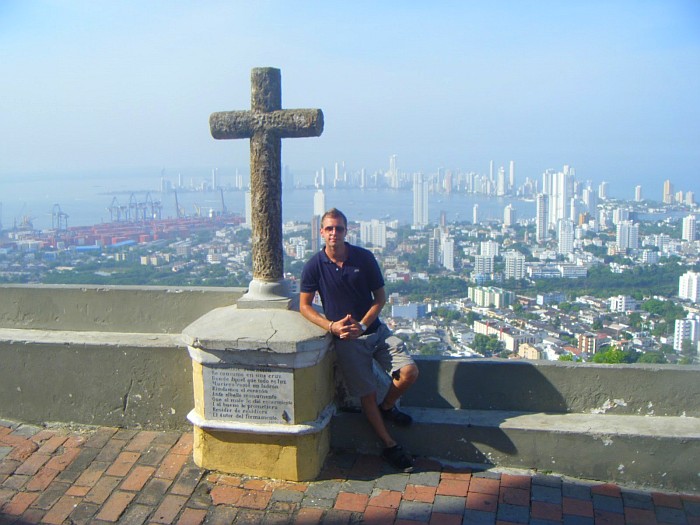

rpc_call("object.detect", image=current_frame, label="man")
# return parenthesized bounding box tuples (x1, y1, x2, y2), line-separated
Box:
(299, 208, 419, 472)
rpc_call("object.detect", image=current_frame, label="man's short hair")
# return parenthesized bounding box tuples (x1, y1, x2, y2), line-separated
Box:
(321, 208, 347, 227)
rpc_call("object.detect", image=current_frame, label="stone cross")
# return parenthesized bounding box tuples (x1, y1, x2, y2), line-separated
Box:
(210, 68, 323, 296)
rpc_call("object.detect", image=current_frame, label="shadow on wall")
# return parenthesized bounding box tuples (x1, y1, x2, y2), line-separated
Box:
(405, 358, 569, 413)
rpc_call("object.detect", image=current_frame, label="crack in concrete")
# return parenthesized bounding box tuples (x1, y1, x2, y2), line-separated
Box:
(122, 378, 134, 415)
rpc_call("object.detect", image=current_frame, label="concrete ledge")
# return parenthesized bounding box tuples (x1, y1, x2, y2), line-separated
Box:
(0, 284, 245, 333)
(0, 328, 192, 430)
(406, 357, 700, 416)
(331, 408, 700, 493)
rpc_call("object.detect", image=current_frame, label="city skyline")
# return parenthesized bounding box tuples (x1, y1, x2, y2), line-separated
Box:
(1, 2, 699, 199)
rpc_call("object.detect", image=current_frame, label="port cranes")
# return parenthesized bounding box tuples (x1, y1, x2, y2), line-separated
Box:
(51, 204, 69, 230)
(107, 193, 162, 223)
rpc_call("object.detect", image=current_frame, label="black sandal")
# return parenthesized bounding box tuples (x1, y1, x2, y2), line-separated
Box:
(382, 444, 414, 472)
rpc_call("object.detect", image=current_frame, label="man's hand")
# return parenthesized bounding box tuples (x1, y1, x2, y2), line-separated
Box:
(334, 314, 364, 339)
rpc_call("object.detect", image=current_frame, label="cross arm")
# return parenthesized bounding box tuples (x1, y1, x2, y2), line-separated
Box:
(209, 109, 324, 140)
(274, 109, 324, 138)
(210, 111, 256, 140)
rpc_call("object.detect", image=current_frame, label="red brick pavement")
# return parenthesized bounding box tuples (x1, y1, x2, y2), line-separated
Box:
(1, 419, 699, 524)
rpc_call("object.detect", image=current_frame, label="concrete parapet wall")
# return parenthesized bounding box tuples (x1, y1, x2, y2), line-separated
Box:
(0, 328, 193, 429)
(406, 357, 700, 417)
(1, 285, 700, 489)
(0, 284, 245, 429)
(0, 284, 245, 333)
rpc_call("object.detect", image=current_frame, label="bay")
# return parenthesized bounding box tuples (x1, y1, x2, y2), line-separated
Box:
(0, 172, 534, 230)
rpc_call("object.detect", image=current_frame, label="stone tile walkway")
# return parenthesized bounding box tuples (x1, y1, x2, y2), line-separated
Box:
(1, 420, 698, 524)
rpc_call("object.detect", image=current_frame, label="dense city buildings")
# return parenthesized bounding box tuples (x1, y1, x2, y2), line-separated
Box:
(1, 166, 699, 364)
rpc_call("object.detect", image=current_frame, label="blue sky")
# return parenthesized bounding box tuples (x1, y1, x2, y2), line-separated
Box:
(1, 1, 699, 200)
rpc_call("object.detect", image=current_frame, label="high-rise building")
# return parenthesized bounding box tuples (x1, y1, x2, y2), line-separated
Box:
(496, 167, 506, 196)
(473, 204, 479, 224)
(679, 271, 700, 303)
(613, 207, 630, 226)
(598, 181, 608, 200)
(311, 214, 320, 252)
(428, 234, 441, 266)
(313, 190, 326, 218)
(442, 237, 455, 271)
(244, 191, 252, 229)
(509, 160, 515, 190)
(558, 219, 575, 255)
(481, 240, 500, 257)
(682, 215, 697, 242)
(503, 204, 516, 227)
(360, 219, 387, 249)
(536, 193, 549, 242)
(569, 197, 579, 223)
(663, 179, 673, 204)
(412, 173, 428, 229)
(616, 221, 639, 251)
(635, 185, 643, 202)
(474, 255, 494, 275)
(673, 315, 699, 351)
(389, 155, 399, 188)
(504, 252, 526, 280)
(582, 186, 598, 214)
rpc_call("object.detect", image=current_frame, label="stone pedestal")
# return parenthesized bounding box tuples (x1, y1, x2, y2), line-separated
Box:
(182, 305, 331, 481)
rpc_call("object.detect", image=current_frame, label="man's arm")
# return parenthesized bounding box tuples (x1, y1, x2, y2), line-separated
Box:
(299, 291, 333, 332)
(299, 292, 358, 339)
(360, 286, 386, 329)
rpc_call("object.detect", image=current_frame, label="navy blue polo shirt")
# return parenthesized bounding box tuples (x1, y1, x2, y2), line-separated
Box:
(300, 243, 384, 333)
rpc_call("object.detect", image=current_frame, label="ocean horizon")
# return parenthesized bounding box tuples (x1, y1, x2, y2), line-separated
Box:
(0, 172, 535, 231)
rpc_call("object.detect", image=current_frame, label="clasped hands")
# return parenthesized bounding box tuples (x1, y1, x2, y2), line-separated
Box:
(331, 314, 364, 340)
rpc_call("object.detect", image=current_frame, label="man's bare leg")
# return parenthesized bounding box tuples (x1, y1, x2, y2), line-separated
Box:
(379, 363, 419, 411)
(360, 392, 396, 448)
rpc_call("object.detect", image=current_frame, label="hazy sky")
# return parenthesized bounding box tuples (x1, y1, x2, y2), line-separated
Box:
(1, 1, 699, 199)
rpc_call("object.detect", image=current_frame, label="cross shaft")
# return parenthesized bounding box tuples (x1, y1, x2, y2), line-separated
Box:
(210, 68, 323, 290)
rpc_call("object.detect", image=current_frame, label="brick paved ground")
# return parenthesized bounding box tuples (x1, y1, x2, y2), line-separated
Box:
(1, 419, 699, 524)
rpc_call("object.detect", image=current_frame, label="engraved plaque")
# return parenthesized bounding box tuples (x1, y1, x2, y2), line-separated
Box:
(203, 366, 294, 424)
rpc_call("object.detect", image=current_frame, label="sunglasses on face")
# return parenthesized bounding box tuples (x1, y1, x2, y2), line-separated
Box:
(323, 226, 346, 233)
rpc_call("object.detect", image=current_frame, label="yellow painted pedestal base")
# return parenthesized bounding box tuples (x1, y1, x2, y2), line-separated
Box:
(192, 425, 330, 481)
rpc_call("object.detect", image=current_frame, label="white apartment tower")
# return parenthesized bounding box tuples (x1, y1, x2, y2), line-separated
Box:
(536, 193, 549, 242)
(504, 252, 526, 280)
(412, 173, 429, 229)
(682, 215, 697, 242)
(504, 204, 516, 227)
(582, 186, 598, 214)
(481, 240, 500, 257)
(442, 237, 455, 271)
(509, 160, 515, 190)
(558, 219, 575, 255)
(679, 271, 700, 303)
(635, 185, 643, 202)
(389, 155, 399, 189)
(360, 220, 387, 249)
(496, 167, 506, 196)
(474, 255, 495, 275)
(313, 189, 326, 218)
(674, 315, 699, 352)
(616, 221, 639, 251)
(244, 191, 252, 229)
(473, 204, 479, 224)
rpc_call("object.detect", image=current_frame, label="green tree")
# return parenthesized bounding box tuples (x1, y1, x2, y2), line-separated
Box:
(593, 347, 625, 364)
(638, 352, 667, 364)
